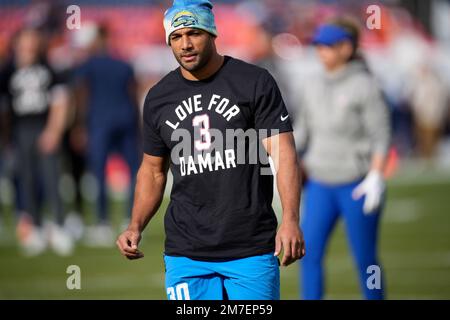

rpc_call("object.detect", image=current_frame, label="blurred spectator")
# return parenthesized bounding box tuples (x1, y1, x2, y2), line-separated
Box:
(293, 18, 391, 300)
(407, 63, 449, 161)
(0, 28, 73, 256)
(60, 110, 87, 242)
(72, 24, 141, 247)
(0, 93, 27, 233)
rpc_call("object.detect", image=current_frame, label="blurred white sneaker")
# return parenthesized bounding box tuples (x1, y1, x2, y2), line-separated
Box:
(64, 212, 85, 241)
(47, 223, 74, 256)
(20, 227, 47, 257)
(84, 224, 115, 248)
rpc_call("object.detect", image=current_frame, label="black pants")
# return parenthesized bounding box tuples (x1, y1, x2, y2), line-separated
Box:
(14, 121, 63, 226)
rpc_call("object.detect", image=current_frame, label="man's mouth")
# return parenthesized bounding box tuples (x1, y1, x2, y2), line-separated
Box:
(181, 53, 198, 62)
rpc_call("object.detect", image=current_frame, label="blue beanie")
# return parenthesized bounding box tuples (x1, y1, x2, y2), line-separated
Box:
(163, 0, 218, 45)
(312, 24, 354, 46)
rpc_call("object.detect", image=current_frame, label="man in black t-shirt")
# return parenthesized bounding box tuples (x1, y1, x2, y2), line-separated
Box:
(116, 0, 305, 300)
(0, 28, 73, 256)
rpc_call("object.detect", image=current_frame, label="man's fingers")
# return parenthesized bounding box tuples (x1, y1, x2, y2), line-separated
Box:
(116, 238, 125, 253)
(116, 234, 140, 256)
(295, 239, 305, 260)
(122, 245, 139, 254)
(274, 235, 281, 256)
(125, 251, 144, 260)
(130, 234, 140, 250)
(125, 253, 144, 260)
(117, 239, 144, 259)
(280, 239, 292, 266)
(117, 236, 134, 252)
(291, 239, 300, 260)
(300, 240, 306, 259)
(116, 230, 144, 260)
(283, 239, 300, 266)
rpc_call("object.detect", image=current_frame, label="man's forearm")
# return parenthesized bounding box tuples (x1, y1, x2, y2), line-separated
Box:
(271, 133, 305, 265)
(276, 135, 301, 224)
(47, 86, 70, 135)
(73, 83, 88, 128)
(263, 133, 301, 223)
(128, 167, 167, 233)
(46, 104, 67, 135)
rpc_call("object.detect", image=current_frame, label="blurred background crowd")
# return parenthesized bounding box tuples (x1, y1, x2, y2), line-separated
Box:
(0, 0, 449, 299)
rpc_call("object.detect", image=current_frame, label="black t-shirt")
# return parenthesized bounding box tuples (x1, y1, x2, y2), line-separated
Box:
(0, 61, 61, 126)
(143, 56, 293, 260)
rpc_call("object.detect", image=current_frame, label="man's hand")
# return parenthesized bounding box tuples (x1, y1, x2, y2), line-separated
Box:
(274, 219, 305, 267)
(38, 128, 61, 154)
(115, 154, 169, 261)
(116, 228, 144, 260)
(352, 170, 385, 214)
(69, 125, 88, 154)
(263, 132, 305, 267)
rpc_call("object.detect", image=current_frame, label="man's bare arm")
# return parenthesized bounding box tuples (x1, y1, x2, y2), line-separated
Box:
(262, 132, 305, 266)
(38, 86, 69, 154)
(116, 153, 169, 260)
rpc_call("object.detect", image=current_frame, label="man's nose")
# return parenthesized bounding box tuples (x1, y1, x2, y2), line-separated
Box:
(181, 35, 193, 50)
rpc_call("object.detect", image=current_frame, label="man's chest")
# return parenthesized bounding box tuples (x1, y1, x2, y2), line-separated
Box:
(156, 90, 254, 148)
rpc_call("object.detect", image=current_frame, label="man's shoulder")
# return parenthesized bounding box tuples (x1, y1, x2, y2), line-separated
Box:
(225, 56, 268, 79)
(145, 69, 180, 102)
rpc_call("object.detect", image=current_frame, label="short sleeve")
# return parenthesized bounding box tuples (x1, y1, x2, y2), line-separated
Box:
(142, 95, 170, 157)
(49, 68, 69, 106)
(253, 70, 293, 136)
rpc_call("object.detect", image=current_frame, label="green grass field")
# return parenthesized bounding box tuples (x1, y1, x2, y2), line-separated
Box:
(0, 167, 449, 299)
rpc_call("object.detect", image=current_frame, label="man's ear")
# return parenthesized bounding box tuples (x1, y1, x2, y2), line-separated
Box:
(210, 34, 218, 47)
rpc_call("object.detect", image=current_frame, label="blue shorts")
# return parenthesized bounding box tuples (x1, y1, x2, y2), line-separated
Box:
(164, 253, 280, 300)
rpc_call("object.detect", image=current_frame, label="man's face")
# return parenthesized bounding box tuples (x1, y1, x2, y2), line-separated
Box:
(15, 30, 41, 66)
(169, 28, 215, 72)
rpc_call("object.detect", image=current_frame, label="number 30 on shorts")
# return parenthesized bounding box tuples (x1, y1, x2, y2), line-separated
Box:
(167, 282, 190, 300)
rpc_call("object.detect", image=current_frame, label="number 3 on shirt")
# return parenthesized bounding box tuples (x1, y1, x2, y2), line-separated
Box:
(193, 114, 211, 151)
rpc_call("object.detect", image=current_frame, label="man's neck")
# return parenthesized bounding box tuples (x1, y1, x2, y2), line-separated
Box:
(181, 54, 224, 81)
(16, 59, 35, 68)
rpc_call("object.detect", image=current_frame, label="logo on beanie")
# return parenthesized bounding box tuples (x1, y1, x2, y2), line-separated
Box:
(172, 10, 198, 28)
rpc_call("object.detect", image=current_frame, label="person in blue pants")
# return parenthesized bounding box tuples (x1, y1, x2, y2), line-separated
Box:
(293, 18, 391, 299)
(73, 24, 141, 247)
